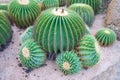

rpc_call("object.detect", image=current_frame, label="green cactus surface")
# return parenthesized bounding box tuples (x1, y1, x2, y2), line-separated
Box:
(8, 0, 41, 28)
(85, 24, 91, 35)
(56, 51, 82, 75)
(78, 35, 100, 67)
(0, 3, 8, 11)
(34, 8, 86, 55)
(59, 0, 66, 6)
(68, 3, 94, 26)
(67, 0, 102, 14)
(0, 10, 13, 25)
(42, 0, 59, 10)
(20, 26, 33, 43)
(95, 28, 116, 46)
(0, 12, 12, 51)
(19, 39, 46, 69)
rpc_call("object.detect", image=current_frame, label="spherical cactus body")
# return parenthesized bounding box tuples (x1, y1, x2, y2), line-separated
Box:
(78, 35, 100, 67)
(95, 28, 116, 46)
(68, 3, 94, 26)
(42, 0, 59, 10)
(19, 39, 46, 69)
(0, 12, 12, 51)
(9, 0, 41, 28)
(34, 8, 86, 56)
(59, 0, 66, 6)
(0, 10, 13, 25)
(20, 26, 33, 43)
(56, 51, 82, 75)
(67, 0, 102, 14)
(0, 3, 8, 11)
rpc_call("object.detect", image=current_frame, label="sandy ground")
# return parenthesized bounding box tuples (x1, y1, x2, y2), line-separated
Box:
(0, 14, 120, 80)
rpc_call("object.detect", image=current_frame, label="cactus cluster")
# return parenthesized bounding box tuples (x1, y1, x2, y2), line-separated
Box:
(19, 39, 46, 69)
(95, 28, 116, 46)
(78, 35, 100, 67)
(0, 12, 12, 51)
(34, 8, 86, 55)
(8, 0, 41, 28)
(68, 3, 94, 26)
(56, 51, 82, 75)
(42, 0, 59, 10)
(20, 26, 33, 43)
(67, 0, 102, 14)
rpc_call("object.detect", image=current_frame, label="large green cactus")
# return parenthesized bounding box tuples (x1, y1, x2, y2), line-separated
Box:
(8, 0, 41, 28)
(95, 28, 116, 46)
(0, 12, 12, 51)
(56, 51, 82, 75)
(42, 0, 59, 10)
(78, 35, 100, 67)
(68, 3, 94, 26)
(67, 0, 102, 14)
(34, 8, 86, 56)
(20, 26, 33, 43)
(59, 0, 66, 6)
(0, 3, 8, 11)
(19, 39, 46, 69)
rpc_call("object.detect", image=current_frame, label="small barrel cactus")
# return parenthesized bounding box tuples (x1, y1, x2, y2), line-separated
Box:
(67, 0, 102, 14)
(78, 35, 100, 67)
(68, 3, 94, 26)
(20, 26, 33, 43)
(95, 28, 116, 46)
(0, 12, 12, 51)
(56, 51, 82, 75)
(42, 0, 59, 10)
(0, 10, 13, 25)
(34, 8, 86, 57)
(0, 3, 8, 11)
(8, 0, 41, 28)
(59, 0, 66, 6)
(19, 39, 46, 69)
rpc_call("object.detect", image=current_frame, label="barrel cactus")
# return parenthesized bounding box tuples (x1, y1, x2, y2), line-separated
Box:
(95, 28, 116, 46)
(0, 10, 13, 25)
(78, 35, 100, 67)
(19, 39, 46, 69)
(8, 0, 41, 28)
(59, 0, 66, 6)
(0, 12, 12, 51)
(56, 51, 82, 75)
(42, 0, 59, 10)
(0, 3, 8, 11)
(20, 26, 33, 43)
(67, 0, 102, 14)
(34, 8, 86, 57)
(68, 3, 94, 26)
